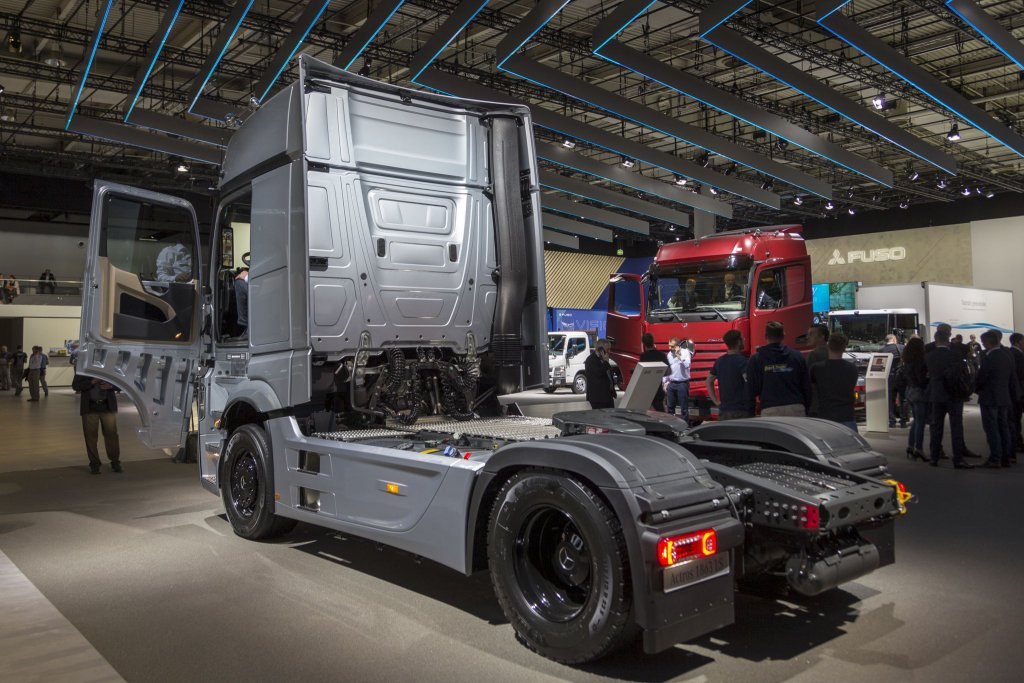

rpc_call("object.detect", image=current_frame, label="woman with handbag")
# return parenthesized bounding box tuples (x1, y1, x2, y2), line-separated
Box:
(902, 337, 929, 461)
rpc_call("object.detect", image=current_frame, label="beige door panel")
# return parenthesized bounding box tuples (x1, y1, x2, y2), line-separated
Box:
(99, 256, 181, 340)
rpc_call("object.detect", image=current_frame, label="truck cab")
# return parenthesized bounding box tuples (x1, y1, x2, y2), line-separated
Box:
(827, 308, 921, 375)
(545, 329, 620, 394)
(607, 227, 813, 419)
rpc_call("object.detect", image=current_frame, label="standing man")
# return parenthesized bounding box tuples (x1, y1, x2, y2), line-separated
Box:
(925, 328, 972, 469)
(975, 330, 1018, 468)
(706, 330, 751, 420)
(1009, 332, 1024, 458)
(0, 345, 9, 390)
(638, 332, 668, 411)
(748, 321, 810, 417)
(665, 337, 692, 424)
(72, 373, 122, 474)
(26, 346, 43, 401)
(39, 349, 48, 397)
(10, 345, 27, 396)
(584, 339, 617, 409)
(880, 334, 906, 427)
(810, 333, 859, 431)
(806, 324, 830, 417)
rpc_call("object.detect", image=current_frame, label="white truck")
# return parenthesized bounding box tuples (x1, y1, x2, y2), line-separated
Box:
(77, 56, 906, 664)
(545, 330, 620, 394)
(854, 283, 1014, 342)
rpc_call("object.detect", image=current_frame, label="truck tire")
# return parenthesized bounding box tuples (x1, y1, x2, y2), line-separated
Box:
(487, 469, 633, 664)
(543, 386, 557, 394)
(221, 424, 297, 540)
(571, 373, 587, 395)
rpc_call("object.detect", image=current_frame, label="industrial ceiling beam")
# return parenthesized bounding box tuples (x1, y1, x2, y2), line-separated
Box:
(186, 0, 256, 115)
(541, 194, 650, 234)
(541, 212, 613, 242)
(945, 0, 1024, 72)
(539, 170, 690, 227)
(542, 229, 580, 250)
(253, 0, 333, 103)
(335, 0, 406, 71)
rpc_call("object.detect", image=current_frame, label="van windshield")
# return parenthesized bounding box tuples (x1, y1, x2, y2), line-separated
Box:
(647, 257, 752, 319)
(548, 334, 567, 355)
(829, 314, 888, 351)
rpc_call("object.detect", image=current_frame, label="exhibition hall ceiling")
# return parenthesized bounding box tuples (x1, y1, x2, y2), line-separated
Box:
(3, 0, 1024, 240)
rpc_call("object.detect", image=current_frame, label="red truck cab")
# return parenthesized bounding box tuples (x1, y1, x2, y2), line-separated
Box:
(607, 226, 813, 420)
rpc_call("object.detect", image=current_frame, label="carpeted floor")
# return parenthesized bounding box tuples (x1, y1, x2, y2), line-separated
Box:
(1, 390, 1022, 682)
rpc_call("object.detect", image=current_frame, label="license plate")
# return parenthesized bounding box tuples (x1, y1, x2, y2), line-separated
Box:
(663, 553, 731, 593)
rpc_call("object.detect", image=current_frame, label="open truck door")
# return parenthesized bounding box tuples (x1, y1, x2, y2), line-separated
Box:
(606, 273, 645, 383)
(79, 181, 202, 449)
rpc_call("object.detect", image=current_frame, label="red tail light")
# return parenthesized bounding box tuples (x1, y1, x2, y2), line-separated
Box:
(657, 529, 717, 567)
(801, 505, 820, 530)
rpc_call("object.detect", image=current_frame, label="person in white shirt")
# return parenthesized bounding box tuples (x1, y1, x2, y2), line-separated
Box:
(156, 243, 193, 282)
(26, 345, 43, 401)
(665, 337, 692, 424)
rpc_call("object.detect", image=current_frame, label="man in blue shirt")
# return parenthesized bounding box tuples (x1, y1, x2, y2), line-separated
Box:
(748, 321, 810, 417)
(706, 330, 751, 420)
(665, 337, 692, 424)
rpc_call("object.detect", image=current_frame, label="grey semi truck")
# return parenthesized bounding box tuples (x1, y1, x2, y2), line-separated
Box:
(77, 55, 907, 664)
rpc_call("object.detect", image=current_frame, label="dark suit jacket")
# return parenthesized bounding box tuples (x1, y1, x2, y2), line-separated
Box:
(584, 353, 616, 407)
(924, 346, 960, 403)
(72, 374, 119, 415)
(975, 346, 1019, 407)
(1012, 347, 1024, 402)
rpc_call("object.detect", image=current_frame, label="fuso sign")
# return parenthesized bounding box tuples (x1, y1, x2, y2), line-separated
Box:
(827, 247, 906, 265)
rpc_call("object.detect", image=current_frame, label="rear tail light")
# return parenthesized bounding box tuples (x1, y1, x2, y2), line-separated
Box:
(657, 529, 717, 566)
(800, 505, 820, 530)
(585, 426, 610, 434)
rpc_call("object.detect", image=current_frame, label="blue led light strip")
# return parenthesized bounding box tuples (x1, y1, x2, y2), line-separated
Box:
(336, 0, 405, 71)
(187, 0, 256, 112)
(124, 0, 185, 121)
(254, 0, 333, 103)
(539, 170, 689, 226)
(65, 0, 116, 130)
(817, 1, 1024, 160)
(590, 0, 891, 187)
(697, 1, 956, 174)
(408, 0, 489, 84)
(946, 0, 1024, 72)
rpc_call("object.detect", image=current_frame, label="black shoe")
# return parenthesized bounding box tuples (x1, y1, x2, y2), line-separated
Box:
(110, 462, 123, 473)
(963, 449, 982, 459)
(26, 398, 38, 402)
(89, 465, 101, 475)
(953, 461, 975, 469)
(982, 460, 1002, 469)
(899, 421, 909, 428)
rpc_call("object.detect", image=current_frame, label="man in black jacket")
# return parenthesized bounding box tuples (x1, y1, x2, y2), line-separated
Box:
(925, 328, 972, 468)
(1010, 332, 1024, 456)
(748, 321, 810, 416)
(584, 339, 617, 409)
(72, 373, 122, 474)
(976, 330, 1019, 468)
(880, 334, 906, 427)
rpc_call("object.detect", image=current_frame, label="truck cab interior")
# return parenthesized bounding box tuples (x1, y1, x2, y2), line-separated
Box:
(213, 192, 252, 343)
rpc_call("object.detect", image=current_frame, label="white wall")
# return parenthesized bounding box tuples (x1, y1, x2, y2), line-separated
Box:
(0, 305, 82, 386)
(971, 217, 1024, 332)
(0, 221, 90, 285)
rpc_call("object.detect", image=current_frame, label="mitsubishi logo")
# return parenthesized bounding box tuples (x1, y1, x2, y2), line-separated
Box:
(828, 249, 846, 265)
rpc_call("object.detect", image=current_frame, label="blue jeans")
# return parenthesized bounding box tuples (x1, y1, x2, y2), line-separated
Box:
(980, 405, 1013, 464)
(907, 401, 928, 452)
(930, 401, 965, 462)
(666, 380, 689, 424)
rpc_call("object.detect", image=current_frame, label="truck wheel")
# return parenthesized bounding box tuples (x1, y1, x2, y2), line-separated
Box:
(571, 373, 587, 394)
(221, 424, 297, 540)
(487, 470, 633, 664)
(543, 386, 557, 394)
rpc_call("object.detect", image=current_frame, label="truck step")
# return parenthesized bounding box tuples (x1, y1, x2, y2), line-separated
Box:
(733, 462, 856, 496)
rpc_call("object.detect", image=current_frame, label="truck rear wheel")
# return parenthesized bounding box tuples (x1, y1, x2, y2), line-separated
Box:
(487, 469, 633, 664)
(571, 373, 587, 394)
(221, 424, 297, 540)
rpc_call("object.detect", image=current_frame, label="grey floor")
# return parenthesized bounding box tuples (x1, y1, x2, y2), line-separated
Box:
(1, 389, 1023, 682)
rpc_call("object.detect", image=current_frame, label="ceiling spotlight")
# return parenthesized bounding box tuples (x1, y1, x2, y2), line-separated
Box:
(760, 177, 775, 191)
(776, 138, 789, 152)
(723, 163, 737, 177)
(847, 207, 856, 215)
(825, 200, 835, 210)
(708, 186, 719, 195)
(561, 138, 576, 149)
(793, 195, 803, 206)
(176, 163, 189, 173)
(937, 178, 948, 189)
(675, 175, 688, 186)
(947, 122, 961, 142)
(6, 29, 21, 54)
(871, 193, 879, 202)
(669, 225, 676, 232)
(871, 94, 886, 110)
(907, 169, 919, 181)
(0, 83, 4, 95)
(899, 199, 909, 209)
(621, 157, 635, 169)
(846, 188, 854, 199)
(961, 186, 972, 196)
(984, 188, 995, 198)
(698, 152, 711, 167)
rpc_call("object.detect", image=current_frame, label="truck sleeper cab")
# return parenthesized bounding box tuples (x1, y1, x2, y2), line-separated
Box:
(607, 227, 813, 421)
(76, 55, 750, 664)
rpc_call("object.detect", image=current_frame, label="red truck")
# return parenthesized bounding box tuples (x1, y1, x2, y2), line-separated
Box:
(607, 226, 813, 420)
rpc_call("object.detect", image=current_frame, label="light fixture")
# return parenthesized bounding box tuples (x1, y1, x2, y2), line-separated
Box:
(847, 188, 854, 199)
(907, 169, 919, 181)
(698, 152, 710, 167)
(871, 94, 886, 110)
(6, 29, 21, 54)
(621, 157, 635, 169)
(985, 188, 995, 198)
(825, 200, 835, 210)
(776, 138, 789, 152)
(760, 177, 775, 191)
(0, 83, 4, 95)
(847, 207, 856, 215)
(723, 163, 736, 176)
(561, 138, 576, 149)
(176, 163, 189, 173)
(793, 195, 803, 205)
(899, 199, 910, 209)
(674, 175, 688, 186)
(41, 49, 65, 68)
(937, 178, 948, 189)
(947, 122, 961, 142)
(669, 225, 676, 232)
(961, 186, 972, 196)
(708, 186, 719, 195)
(871, 193, 879, 202)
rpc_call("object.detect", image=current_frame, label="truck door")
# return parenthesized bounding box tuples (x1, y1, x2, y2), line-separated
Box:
(79, 182, 202, 449)
(606, 274, 644, 380)
(750, 258, 812, 350)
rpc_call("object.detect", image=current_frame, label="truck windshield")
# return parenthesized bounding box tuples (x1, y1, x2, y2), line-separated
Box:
(829, 314, 891, 351)
(647, 258, 752, 319)
(548, 335, 567, 355)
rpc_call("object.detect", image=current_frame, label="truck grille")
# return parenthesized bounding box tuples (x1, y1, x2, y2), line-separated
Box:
(690, 342, 728, 382)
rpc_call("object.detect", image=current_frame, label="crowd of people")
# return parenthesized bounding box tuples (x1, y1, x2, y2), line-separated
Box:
(0, 270, 60, 302)
(0, 345, 50, 399)
(582, 320, 1023, 471)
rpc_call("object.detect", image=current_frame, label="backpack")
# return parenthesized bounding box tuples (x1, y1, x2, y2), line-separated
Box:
(943, 358, 975, 401)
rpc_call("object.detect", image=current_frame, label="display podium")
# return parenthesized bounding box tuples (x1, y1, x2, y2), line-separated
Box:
(864, 353, 893, 433)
